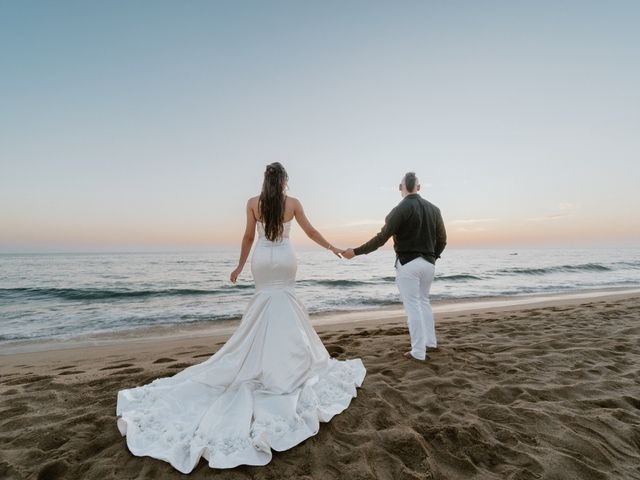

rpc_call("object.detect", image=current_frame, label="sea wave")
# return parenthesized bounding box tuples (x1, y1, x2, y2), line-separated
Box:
(497, 262, 613, 275)
(300, 274, 485, 286)
(0, 287, 242, 301)
(298, 279, 376, 288)
(436, 274, 484, 281)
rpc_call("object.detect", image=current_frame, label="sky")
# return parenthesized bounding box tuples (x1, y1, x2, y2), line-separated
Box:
(1, 0, 639, 253)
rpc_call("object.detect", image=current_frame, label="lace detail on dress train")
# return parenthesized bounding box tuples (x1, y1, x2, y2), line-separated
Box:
(117, 357, 365, 471)
(116, 218, 366, 473)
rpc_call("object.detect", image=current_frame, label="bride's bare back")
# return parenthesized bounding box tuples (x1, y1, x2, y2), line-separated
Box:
(246, 195, 331, 247)
(248, 195, 296, 224)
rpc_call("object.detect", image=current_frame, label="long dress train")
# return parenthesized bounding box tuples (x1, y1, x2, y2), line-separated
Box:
(115, 219, 367, 473)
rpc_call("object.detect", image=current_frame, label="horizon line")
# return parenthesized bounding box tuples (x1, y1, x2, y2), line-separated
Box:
(1, 244, 638, 255)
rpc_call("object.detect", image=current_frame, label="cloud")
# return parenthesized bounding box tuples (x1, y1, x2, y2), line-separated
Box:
(525, 202, 577, 221)
(343, 219, 384, 227)
(526, 213, 570, 222)
(454, 226, 487, 232)
(440, 179, 471, 188)
(320, 219, 383, 230)
(449, 218, 497, 225)
(557, 202, 577, 210)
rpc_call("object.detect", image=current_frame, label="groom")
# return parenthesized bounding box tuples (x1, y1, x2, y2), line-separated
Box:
(342, 172, 447, 361)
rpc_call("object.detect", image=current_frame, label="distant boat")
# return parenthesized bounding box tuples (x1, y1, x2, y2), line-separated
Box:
(509, 252, 518, 255)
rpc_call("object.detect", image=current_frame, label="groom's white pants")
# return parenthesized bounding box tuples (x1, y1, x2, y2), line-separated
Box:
(395, 256, 436, 360)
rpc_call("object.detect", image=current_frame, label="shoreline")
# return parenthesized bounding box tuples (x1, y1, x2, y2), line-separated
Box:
(2, 285, 639, 359)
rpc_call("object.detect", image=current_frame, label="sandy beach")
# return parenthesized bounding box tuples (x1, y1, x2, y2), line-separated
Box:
(1, 289, 640, 479)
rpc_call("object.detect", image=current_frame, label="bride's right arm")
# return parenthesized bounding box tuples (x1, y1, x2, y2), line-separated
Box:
(230, 199, 257, 283)
(293, 198, 342, 258)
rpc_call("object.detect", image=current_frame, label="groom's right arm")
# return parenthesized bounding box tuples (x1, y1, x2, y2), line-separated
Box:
(352, 205, 404, 256)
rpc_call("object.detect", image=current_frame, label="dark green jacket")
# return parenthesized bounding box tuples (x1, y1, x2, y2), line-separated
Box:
(353, 193, 447, 265)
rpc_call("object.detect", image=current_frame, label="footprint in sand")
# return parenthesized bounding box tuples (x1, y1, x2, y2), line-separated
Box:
(99, 363, 134, 371)
(385, 327, 405, 336)
(168, 362, 193, 369)
(53, 365, 76, 371)
(114, 367, 145, 374)
(352, 328, 376, 337)
(326, 345, 345, 356)
(152, 357, 176, 364)
(2, 375, 52, 386)
(1, 404, 29, 418)
(37, 433, 69, 450)
(192, 353, 214, 359)
(36, 460, 68, 480)
(0, 462, 20, 480)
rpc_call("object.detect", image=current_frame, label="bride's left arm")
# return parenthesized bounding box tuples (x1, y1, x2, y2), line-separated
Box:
(230, 200, 257, 283)
(293, 198, 342, 257)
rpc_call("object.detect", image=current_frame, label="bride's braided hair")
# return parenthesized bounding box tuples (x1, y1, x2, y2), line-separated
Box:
(259, 162, 288, 242)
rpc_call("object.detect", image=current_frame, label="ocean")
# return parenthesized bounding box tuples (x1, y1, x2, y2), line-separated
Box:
(1, 247, 639, 346)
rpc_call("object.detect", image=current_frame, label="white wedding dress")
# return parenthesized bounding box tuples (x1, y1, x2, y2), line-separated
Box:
(116, 219, 367, 473)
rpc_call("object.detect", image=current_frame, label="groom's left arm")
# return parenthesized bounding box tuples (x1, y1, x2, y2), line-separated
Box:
(352, 205, 405, 256)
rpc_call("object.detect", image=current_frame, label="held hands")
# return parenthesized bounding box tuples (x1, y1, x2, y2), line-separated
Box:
(342, 248, 355, 260)
(328, 245, 355, 260)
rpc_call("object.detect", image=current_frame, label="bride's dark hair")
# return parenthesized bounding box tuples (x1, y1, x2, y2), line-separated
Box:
(259, 162, 288, 242)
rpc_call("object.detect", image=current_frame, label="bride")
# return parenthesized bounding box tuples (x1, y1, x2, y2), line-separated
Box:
(116, 162, 367, 473)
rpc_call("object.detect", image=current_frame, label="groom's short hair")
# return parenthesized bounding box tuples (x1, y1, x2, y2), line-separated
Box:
(403, 172, 419, 192)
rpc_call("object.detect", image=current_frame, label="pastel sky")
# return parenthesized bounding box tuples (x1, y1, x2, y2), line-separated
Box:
(1, 1, 639, 253)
